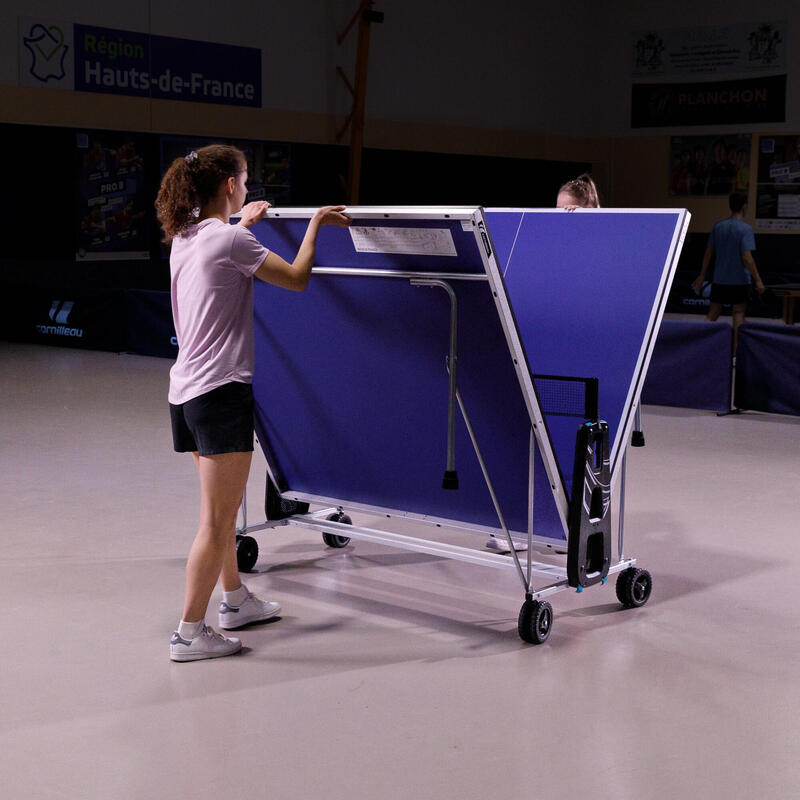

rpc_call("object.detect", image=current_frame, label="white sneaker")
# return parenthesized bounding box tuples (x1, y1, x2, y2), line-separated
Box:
(485, 536, 528, 553)
(170, 624, 242, 662)
(218, 591, 281, 630)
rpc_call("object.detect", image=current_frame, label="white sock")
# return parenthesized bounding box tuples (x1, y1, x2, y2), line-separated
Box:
(223, 584, 249, 607)
(177, 619, 205, 640)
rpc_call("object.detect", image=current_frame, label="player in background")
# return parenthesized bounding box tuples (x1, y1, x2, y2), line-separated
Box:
(692, 191, 765, 350)
(488, 171, 601, 554)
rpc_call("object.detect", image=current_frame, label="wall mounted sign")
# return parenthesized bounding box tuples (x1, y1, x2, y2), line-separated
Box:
(19, 18, 261, 108)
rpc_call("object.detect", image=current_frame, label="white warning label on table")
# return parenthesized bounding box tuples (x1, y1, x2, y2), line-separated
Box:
(349, 226, 457, 256)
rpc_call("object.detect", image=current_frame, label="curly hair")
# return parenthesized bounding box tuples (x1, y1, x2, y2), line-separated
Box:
(155, 144, 245, 242)
(558, 173, 600, 208)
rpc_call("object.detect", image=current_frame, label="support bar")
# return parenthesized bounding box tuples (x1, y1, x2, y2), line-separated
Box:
(527, 428, 535, 589)
(280, 515, 637, 599)
(618, 450, 627, 561)
(287, 516, 569, 577)
(632, 404, 645, 447)
(312, 268, 488, 281)
(451, 379, 530, 592)
(411, 278, 458, 489)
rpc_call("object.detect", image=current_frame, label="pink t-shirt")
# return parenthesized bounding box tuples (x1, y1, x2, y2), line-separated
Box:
(168, 218, 269, 405)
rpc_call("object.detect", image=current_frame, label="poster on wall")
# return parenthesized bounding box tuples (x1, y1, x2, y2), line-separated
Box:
(158, 136, 290, 254)
(669, 134, 751, 196)
(755, 135, 800, 231)
(632, 22, 786, 78)
(631, 22, 787, 128)
(160, 136, 290, 205)
(631, 74, 786, 128)
(75, 131, 150, 261)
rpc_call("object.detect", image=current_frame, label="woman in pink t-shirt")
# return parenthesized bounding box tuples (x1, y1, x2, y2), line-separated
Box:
(156, 144, 350, 662)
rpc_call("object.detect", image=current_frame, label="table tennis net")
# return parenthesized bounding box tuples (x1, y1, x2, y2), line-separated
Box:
(532, 374, 599, 421)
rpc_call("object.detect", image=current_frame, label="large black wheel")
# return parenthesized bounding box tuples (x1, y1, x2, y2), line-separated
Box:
(323, 511, 352, 548)
(616, 567, 652, 608)
(518, 599, 553, 644)
(265, 478, 310, 520)
(236, 535, 259, 572)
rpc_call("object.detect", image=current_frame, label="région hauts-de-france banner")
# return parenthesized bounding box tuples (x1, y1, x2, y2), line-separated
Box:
(19, 18, 261, 108)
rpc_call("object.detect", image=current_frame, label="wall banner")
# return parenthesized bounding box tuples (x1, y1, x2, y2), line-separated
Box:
(160, 136, 291, 207)
(124, 290, 178, 359)
(755, 135, 800, 231)
(7, 290, 127, 352)
(633, 22, 786, 78)
(631, 74, 786, 128)
(18, 18, 261, 108)
(669, 134, 751, 196)
(76, 130, 151, 261)
(158, 135, 291, 257)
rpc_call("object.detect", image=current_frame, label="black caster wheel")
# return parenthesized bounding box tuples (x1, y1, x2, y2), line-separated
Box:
(518, 598, 553, 644)
(265, 478, 310, 520)
(323, 511, 352, 548)
(235, 534, 259, 572)
(616, 567, 652, 608)
(631, 430, 645, 447)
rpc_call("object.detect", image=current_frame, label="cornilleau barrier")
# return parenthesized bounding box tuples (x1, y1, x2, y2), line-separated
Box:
(237, 205, 690, 644)
(641, 319, 733, 413)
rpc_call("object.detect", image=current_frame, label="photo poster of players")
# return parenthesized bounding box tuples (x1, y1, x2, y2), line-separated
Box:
(75, 131, 150, 260)
(668, 134, 752, 196)
(755, 134, 800, 230)
(158, 135, 291, 257)
(160, 135, 291, 206)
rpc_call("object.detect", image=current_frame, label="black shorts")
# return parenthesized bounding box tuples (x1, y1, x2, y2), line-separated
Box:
(710, 283, 749, 305)
(170, 381, 254, 456)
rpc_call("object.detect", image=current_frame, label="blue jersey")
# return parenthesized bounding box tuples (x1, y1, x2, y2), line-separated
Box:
(708, 217, 756, 285)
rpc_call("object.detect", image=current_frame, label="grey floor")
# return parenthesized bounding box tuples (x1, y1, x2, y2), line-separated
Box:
(1, 341, 798, 800)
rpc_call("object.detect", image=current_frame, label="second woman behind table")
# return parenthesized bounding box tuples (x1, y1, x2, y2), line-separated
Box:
(156, 144, 351, 662)
(486, 172, 600, 555)
(556, 173, 601, 210)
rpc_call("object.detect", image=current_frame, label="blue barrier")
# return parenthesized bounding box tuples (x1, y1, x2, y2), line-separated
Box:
(2, 289, 126, 352)
(642, 320, 732, 412)
(123, 289, 178, 358)
(735, 322, 800, 415)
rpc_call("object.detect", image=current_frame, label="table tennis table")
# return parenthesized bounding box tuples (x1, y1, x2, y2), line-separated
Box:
(235, 205, 690, 644)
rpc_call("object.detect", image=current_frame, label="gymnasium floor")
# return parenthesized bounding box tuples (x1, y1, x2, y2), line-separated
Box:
(1, 340, 798, 799)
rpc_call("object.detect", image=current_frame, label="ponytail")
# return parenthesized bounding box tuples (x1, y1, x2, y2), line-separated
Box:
(558, 173, 600, 208)
(155, 144, 245, 242)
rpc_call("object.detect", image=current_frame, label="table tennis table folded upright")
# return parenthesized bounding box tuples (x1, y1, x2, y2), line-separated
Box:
(235, 205, 690, 644)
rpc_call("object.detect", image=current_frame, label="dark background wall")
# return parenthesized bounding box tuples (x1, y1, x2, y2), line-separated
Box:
(2, 1, 800, 344)
(0, 121, 588, 294)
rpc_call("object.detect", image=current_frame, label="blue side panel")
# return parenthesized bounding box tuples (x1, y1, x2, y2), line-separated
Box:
(252, 275, 549, 535)
(250, 217, 485, 273)
(486, 209, 682, 485)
